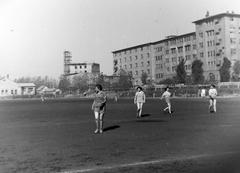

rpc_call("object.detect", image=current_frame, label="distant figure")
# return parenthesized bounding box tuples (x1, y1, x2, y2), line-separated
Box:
(201, 88, 206, 97)
(114, 94, 118, 102)
(92, 84, 107, 134)
(161, 87, 172, 114)
(40, 93, 45, 102)
(134, 86, 146, 118)
(208, 84, 217, 113)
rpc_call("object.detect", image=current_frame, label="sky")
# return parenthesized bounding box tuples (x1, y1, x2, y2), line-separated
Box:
(0, 0, 240, 80)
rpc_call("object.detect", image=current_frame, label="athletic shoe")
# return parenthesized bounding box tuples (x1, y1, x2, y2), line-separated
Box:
(99, 129, 103, 134)
(94, 129, 99, 134)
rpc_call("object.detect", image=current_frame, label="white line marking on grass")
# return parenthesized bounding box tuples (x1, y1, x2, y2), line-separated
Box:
(60, 151, 240, 173)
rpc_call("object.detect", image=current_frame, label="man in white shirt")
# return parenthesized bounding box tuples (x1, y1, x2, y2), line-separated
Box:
(201, 88, 206, 97)
(161, 87, 172, 114)
(134, 86, 146, 118)
(208, 84, 217, 113)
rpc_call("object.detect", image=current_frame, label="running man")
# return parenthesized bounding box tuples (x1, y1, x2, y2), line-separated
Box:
(92, 84, 107, 134)
(208, 84, 217, 113)
(134, 86, 146, 118)
(161, 86, 172, 114)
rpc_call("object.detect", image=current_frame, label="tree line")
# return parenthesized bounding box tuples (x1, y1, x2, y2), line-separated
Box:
(158, 58, 240, 85)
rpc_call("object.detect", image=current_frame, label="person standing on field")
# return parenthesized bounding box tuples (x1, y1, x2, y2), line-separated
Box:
(92, 84, 107, 134)
(134, 86, 145, 118)
(201, 87, 206, 97)
(161, 86, 172, 114)
(208, 84, 217, 113)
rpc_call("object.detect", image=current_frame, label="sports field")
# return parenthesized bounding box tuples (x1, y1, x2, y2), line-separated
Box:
(0, 97, 240, 173)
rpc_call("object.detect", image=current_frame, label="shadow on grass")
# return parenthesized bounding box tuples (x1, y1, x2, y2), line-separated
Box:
(141, 114, 151, 117)
(103, 125, 120, 132)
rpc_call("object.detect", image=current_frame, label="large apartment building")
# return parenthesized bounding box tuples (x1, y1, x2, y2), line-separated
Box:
(112, 43, 153, 85)
(193, 12, 240, 81)
(112, 11, 240, 84)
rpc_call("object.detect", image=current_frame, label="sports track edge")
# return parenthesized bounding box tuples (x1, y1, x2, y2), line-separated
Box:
(60, 151, 240, 173)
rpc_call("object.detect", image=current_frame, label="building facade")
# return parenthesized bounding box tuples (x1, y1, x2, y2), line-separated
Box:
(112, 43, 153, 85)
(0, 77, 36, 97)
(112, 12, 240, 84)
(63, 51, 100, 76)
(193, 12, 240, 81)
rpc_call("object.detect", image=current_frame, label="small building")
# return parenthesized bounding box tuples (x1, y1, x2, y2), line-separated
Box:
(63, 51, 100, 76)
(0, 77, 36, 97)
(37, 85, 61, 97)
(18, 83, 36, 95)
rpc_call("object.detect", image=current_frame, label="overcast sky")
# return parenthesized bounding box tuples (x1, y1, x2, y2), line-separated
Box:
(0, 0, 240, 79)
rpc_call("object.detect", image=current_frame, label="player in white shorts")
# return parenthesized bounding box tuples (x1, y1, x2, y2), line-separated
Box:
(134, 86, 146, 118)
(161, 87, 172, 114)
(208, 84, 217, 113)
(92, 84, 107, 134)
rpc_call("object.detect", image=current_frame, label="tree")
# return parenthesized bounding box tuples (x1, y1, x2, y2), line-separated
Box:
(176, 59, 186, 84)
(159, 77, 177, 85)
(72, 73, 90, 92)
(191, 60, 204, 84)
(141, 72, 148, 85)
(219, 57, 231, 82)
(117, 69, 132, 90)
(58, 76, 71, 92)
(96, 73, 105, 86)
(232, 60, 240, 81)
(15, 76, 58, 88)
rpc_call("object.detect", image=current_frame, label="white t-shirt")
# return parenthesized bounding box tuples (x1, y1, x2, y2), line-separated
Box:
(201, 89, 206, 97)
(208, 88, 217, 99)
(134, 91, 145, 103)
(162, 91, 171, 103)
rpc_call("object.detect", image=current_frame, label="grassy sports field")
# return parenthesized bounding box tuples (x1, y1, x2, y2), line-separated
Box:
(0, 97, 240, 173)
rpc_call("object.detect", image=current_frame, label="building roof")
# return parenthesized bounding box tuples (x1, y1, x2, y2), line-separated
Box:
(112, 32, 196, 53)
(67, 62, 99, 66)
(193, 12, 240, 24)
(151, 32, 196, 45)
(112, 43, 152, 54)
(18, 83, 36, 87)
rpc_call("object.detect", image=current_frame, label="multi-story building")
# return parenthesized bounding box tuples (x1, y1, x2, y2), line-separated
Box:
(112, 11, 240, 84)
(63, 51, 100, 76)
(152, 33, 197, 82)
(193, 11, 240, 81)
(112, 43, 153, 85)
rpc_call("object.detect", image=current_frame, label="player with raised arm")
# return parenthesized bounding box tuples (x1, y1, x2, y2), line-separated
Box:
(161, 86, 172, 114)
(92, 84, 107, 134)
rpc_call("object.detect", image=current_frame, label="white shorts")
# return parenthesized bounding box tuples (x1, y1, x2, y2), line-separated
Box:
(137, 102, 143, 110)
(94, 111, 104, 120)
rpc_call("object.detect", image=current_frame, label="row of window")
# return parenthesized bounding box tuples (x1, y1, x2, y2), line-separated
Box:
(132, 69, 151, 76)
(114, 46, 150, 57)
(156, 54, 196, 63)
(118, 53, 150, 63)
(208, 61, 216, 67)
(206, 30, 214, 37)
(156, 73, 164, 79)
(208, 50, 216, 57)
(155, 44, 196, 55)
(1, 89, 17, 95)
(74, 65, 87, 69)
(207, 40, 215, 47)
(120, 61, 151, 69)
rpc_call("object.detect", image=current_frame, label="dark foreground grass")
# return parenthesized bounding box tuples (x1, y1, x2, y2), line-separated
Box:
(0, 97, 240, 173)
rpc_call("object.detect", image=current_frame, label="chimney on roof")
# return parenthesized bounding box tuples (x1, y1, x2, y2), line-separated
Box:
(205, 11, 210, 18)
(232, 11, 234, 14)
